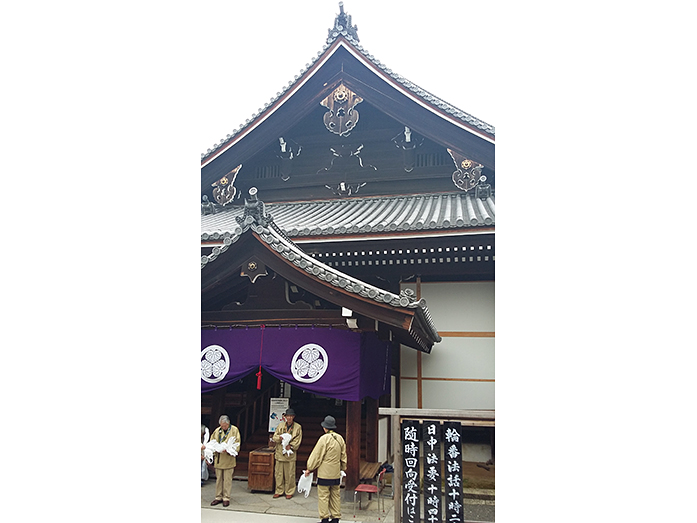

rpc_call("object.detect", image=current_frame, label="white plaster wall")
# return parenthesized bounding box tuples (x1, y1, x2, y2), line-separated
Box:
(400, 343, 417, 378)
(420, 281, 495, 332)
(400, 378, 418, 408)
(422, 380, 495, 410)
(422, 337, 494, 379)
(398, 281, 495, 410)
(378, 416, 389, 463)
(462, 444, 492, 462)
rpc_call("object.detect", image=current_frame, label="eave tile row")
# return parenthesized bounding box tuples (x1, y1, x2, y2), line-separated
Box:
(201, 192, 495, 239)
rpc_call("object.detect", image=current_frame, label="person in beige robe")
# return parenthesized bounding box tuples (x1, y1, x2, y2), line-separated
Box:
(305, 415, 347, 523)
(271, 408, 303, 498)
(208, 415, 241, 507)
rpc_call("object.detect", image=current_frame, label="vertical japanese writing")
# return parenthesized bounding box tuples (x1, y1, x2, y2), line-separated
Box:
(422, 421, 442, 523)
(401, 420, 420, 523)
(443, 422, 463, 523)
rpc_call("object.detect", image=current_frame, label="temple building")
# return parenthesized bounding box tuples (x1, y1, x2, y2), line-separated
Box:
(201, 2, 495, 493)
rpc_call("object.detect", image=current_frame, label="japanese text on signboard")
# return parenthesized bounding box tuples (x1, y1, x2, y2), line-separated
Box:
(400, 420, 464, 523)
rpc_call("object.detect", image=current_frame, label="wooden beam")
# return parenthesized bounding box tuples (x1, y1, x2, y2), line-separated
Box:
(203, 231, 439, 352)
(259, 244, 415, 331)
(202, 309, 344, 323)
(345, 400, 362, 494)
(401, 376, 495, 383)
(378, 407, 495, 421)
(439, 331, 495, 338)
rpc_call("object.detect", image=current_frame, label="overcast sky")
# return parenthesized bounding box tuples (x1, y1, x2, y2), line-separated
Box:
(197, 1, 502, 154)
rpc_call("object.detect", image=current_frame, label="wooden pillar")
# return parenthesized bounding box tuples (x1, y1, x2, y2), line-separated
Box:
(417, 351, 423, 408)
(393, 340, 400, 408)
(391, 413, 402, 523)
(416, 276, 423, 408)
(345, 400, 362, 494)
(365, 396, 378, 463)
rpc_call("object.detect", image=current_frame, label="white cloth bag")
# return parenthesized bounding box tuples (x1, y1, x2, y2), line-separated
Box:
(201, 458, 209, 481)
(297, 472, 313, 498)
(201, 427, 211, 475)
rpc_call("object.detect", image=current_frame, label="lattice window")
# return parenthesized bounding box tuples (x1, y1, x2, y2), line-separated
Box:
(254, 165, 280, 179)
(415, 152, 447, 167)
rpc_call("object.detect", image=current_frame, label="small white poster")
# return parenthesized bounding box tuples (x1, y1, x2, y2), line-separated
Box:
(268, 397, 289, 433)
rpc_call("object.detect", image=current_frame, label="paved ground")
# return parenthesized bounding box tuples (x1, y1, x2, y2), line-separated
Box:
(201, 477, 494, 522)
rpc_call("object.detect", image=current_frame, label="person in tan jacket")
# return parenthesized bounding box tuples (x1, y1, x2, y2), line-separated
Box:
(305, 415, 347, 523)
(209, 415, 241, 507)
(272, 408, 303, 499)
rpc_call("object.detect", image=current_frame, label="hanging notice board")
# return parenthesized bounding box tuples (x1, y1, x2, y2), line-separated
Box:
(268, 397, 289, 433)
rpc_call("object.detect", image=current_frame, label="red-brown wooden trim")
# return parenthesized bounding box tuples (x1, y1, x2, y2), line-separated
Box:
(439, 331, 495, 338)
(401, 377, 495, 382)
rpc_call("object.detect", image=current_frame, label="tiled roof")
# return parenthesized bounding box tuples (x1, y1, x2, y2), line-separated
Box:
(201, 14, 494, 161)
(201, 193, 442, 349)
(202, 192, 495, 239)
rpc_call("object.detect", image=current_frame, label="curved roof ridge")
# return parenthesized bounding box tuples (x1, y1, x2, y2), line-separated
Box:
(201, 198, 441, 346)
(201, 7, 494, 162)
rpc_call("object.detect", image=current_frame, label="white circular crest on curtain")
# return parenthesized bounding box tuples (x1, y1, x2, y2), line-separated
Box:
(201, 344, 230, 383)
(290, 343, 328, 383)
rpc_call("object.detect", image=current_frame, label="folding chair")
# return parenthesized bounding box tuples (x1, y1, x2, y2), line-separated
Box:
(353, 468, 385, 518)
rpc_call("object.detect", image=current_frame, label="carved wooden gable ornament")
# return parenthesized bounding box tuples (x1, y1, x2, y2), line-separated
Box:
(212, 164, 242, 206)
(321, 83, 363, 136)
(447, 149, 485, 192)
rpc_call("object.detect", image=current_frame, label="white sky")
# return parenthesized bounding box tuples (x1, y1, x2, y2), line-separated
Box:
(197, 1, 502, 154)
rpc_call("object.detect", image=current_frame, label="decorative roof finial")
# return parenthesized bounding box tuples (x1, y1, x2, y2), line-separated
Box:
(236, 187, 274, 231)
(327, 2, 359, 43)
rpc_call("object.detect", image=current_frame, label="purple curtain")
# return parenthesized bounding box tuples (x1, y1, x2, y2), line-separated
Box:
(201, 326, 391, 401)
